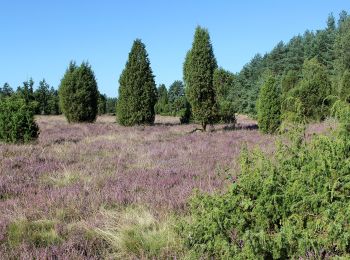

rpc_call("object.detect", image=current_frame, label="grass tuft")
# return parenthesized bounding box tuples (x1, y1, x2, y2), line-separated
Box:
(96, 206, 184, 259)
(40, 169, 81, 187)
(7, 219, 62, 248)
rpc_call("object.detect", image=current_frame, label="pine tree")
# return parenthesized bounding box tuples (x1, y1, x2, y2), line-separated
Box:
(267, 41, 287, 75)
(59, 61, 99, 123)
(335, 17, 350, 78)
(184, 26, 218, 131)
(285, 36, 304, 73)
(35, 79, 50, 115)
(257, 75, 281, 134)
(117, 39, 157, 126)
(0, 83, 14, 98)
(47, 87, 60, 115)
(22, 78, 35, 105)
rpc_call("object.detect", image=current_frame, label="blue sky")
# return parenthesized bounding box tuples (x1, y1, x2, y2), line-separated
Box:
(1, 1, 349, 97)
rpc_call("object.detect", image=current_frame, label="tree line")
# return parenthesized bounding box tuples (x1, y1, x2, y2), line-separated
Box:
(1, 10, 350, 142)
(0, 79, 116, 116)
(236, 11, 350, 116)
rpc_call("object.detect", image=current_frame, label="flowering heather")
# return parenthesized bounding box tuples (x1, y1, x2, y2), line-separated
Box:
(0, 115, 328, 258)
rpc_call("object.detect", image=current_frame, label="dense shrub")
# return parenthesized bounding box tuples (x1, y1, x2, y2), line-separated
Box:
(184, 26, 218, 131)
(257, 75, 281, 134)
(98, 93, 107, 115)
(179, 99, 192, 124)
(213, 68, 237, 125)
(117, 39, 157, 126)
(340, 70, 350, 102)
(59, 61, 99, 123)
(106, 97, 117, 115)
(0, 97, 39, 143)
(167, 80, 192, 123)
(181, 102, 350, 259)
(297, 58, 332, 121)
(281, 70, 299, 94)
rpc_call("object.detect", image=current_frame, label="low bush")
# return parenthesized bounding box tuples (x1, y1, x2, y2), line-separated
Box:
(0, 97, 39, 143)
(179, 99, 192, 124)
(181, 102, 350, 259)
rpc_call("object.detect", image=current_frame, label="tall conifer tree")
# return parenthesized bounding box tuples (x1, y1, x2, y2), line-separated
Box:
(184, 26, 218, 131)
(117, 39, 157, 126)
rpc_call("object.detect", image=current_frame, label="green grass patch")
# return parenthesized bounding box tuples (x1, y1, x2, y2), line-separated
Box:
(7, 219, 62, 248)
(40, 170, 81, 187)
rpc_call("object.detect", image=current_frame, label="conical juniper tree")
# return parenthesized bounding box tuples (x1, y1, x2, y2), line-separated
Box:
(59, 61, 99, 123)
(117, 39, 157, 126)
(184, 26, 218, 131)
(257, 75, 281, 134)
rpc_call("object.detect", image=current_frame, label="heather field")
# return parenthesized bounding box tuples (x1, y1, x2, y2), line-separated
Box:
(0, 115, 275, 258)
(0, 115, 333, 259)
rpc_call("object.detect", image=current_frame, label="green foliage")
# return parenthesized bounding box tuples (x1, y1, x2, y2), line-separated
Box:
(34, 79, 51, 115)
(155, 84, 170, 115)
(267, 41, 287, 75)
(281, 70, 299, 94)
(106, 97, 117, 115)
(335, 16, 350, 74)
(235, 54, 266, 116)
(292, 58, 332, 121)
(184, 26, 218, 131)
(340, 70, 350, 102)
(117, 39, 157, 126)
(0, 83, 14, 98)
(59, 61, 99, 123)
(46, 87, 60, 115)
(257, 75, 281, 134)
(332, 100, 350, 136)
(179, 98, 192, 124)
(213, 68, 237, 124)
(235, 12, 348, 117)
(8, 219, 61, 248)
(98, 93, 107, 115)
(168, 80, 185, 114)
(167, 80, 192, 123)
(0, 97, 39, 143)
(21, 78, 35, 105)
(182, 102, 350, 258)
